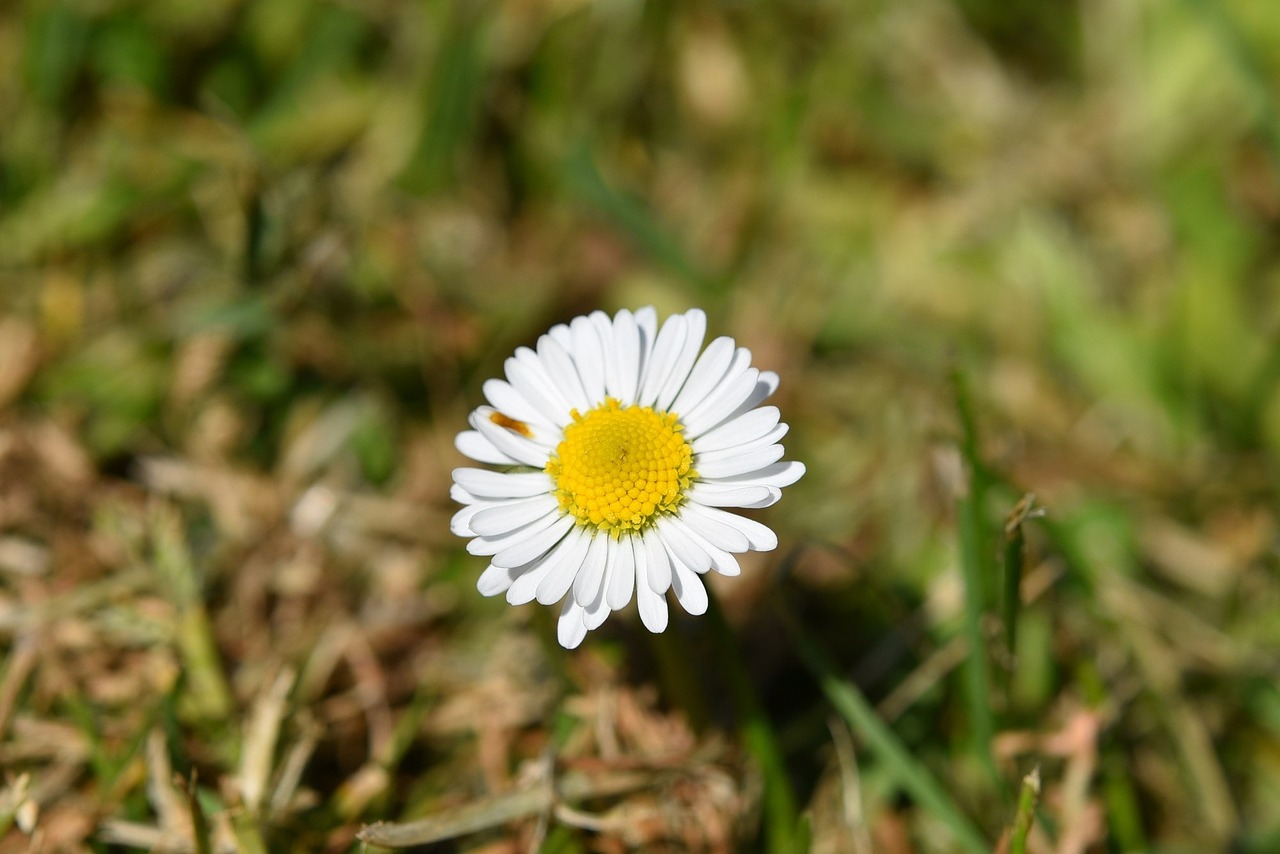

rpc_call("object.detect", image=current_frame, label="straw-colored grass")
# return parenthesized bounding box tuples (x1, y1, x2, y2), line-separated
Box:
(2, 0, 1279, 851)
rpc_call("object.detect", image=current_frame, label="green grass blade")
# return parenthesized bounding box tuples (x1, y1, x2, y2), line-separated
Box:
(24, 1, 90, 108)
(62, 691, 112, 787)
(1101, 751, 1147, 853)
(953, 372, 1005, 793)
(777, 599, 989, 854)
(1240, 333, 1280, 446)
(957, 490, 999, 778)
(230, 809, 270, 854)
(185, 773, 214, 854)
(1001, 493, 1045, 691)
(1009, 766, 1040, 854)
(397, 5, 485, 195)
(1002, 518, 1024, 670)
(1178, 0, 1280, 166)
(562, 143, 715, 291)
(151, 506, 233, 724)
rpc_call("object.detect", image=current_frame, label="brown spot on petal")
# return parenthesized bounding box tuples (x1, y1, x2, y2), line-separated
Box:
(490, 411, 533, 438)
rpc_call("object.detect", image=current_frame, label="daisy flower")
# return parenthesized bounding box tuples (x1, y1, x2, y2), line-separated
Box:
(451, 307, 804, 648)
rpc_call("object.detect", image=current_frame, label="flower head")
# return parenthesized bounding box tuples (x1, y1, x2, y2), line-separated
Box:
(451, 307, 804, 648)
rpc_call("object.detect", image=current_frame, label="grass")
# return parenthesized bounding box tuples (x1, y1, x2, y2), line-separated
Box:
(3, 0, 1280, 851)
(778, 579, 989, 854)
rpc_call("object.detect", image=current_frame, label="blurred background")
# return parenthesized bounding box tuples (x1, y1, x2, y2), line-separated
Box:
(2, 0, 1279, 851)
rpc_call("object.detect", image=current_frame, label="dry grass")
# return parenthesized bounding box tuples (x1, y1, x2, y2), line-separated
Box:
(2, 0, 1280, 851)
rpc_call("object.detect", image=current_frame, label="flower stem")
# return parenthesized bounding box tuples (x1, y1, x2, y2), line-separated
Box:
(705, 587, 801, 854)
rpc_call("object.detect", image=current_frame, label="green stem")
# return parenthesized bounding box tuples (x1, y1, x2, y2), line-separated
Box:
(705, 588, 800, 854)
(186, 773, 214, 854)
(954, 371, 1007, 797)
(1010, 766, 1041, 854)
(958, 492, 1001, 788)
(1001, 516, 1026, 670)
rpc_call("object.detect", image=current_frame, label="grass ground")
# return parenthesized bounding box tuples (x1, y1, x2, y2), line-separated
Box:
(2, 0, 1280, 851)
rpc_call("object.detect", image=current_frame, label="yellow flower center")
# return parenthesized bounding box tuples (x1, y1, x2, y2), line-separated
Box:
(546, 398, 695, 535)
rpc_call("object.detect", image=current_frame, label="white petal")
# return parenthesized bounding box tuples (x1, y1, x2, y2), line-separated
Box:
(634, 306, 658, 385)
(558, 598, 588, 649)
(471, 409, 551, 467)
(685, 503, 778, 551)
(641, 529, 672, 593)
(467, 508, 562, 556)
(635, 305, 658, 342)
(669, 553, 708, 615)
(572, 533, 610, 606)
(571, 316, 608, 403)
(590, 311, 620, 402)
(656, 309, 707, 411)
(455, 430, 515, 465)
(584, 588, 612, 630)
(635, 552, 669, 633)
(492, 513, 575, 568)
(679, 503, 751, 552)
(608, 309, 640, 404)
(706, 460, 806, 490)
(683, 367, 761, 438)
(534, 526, 593, 604)
(548, 323, 573, 350)
(668, 514, 741, 576)
(451, 501, 489, 536)
(506, 353, 570, 427)
(695, 444, 786, 478)
(632, 530, 648, 594)
(656, 517, 712, 574)
(506, 550, 559, 604)
(453, 469, 552, 499)
(470, 495, 559, 538)
(483, 379, 554, 431)
(710, 549, 740, 577)
(537, 334, 592, 413)
(696, 424, 788, 464)
(607, 534, 636, 609)
(451, 484, 478, 505)
(687, 483, 780, 509)
(585, 539, 617, 614)
(720, 371, 779, 424)
(453, 496, 525, 535)
(669, 337, 736, 416)
(741, 489, 783, 509)
(637, 313, 686, 407)
(473, 399, 559, 447)
(514, 346, 571, 409)
(477, 562, 517, 596)
(492, 550, 587, 601)
(691, 407, 781, 454)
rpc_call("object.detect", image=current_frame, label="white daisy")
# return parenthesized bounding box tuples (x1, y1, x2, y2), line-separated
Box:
(451, 307, 804, 649)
